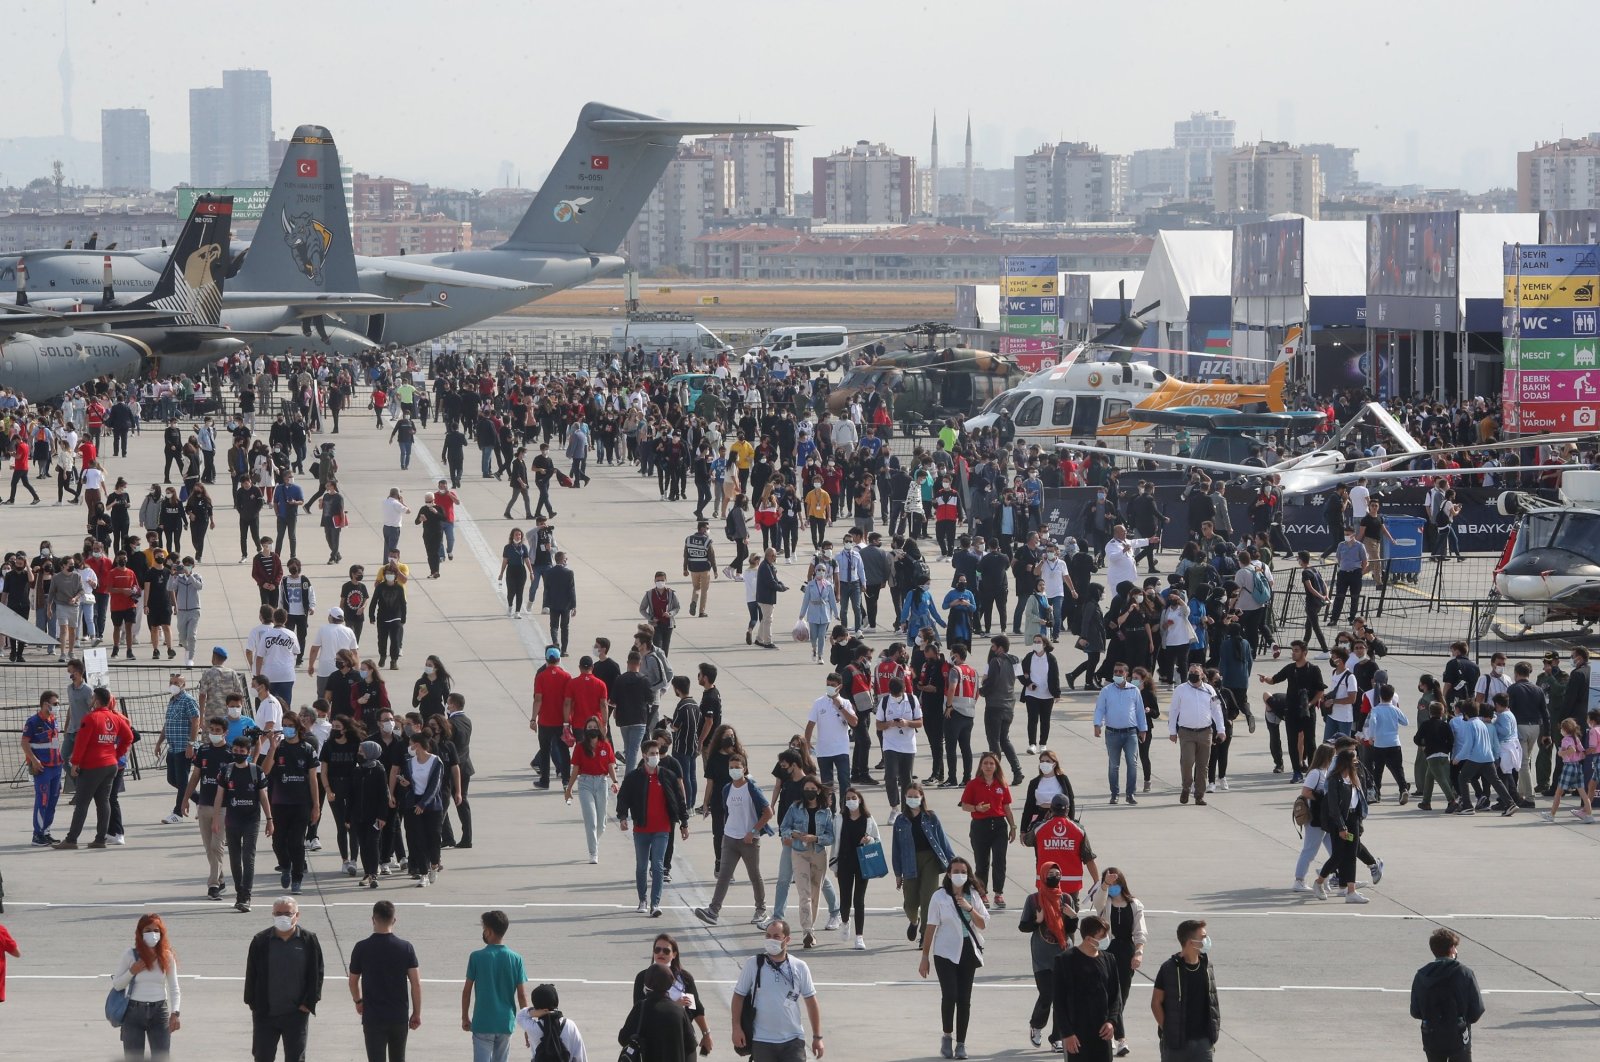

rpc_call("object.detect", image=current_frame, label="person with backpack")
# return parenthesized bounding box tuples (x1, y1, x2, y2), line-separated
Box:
(1295, 551, 1330, 654)
(515, 983, 587, 1062)
(1409, 928, 1484, 1062)
(1231, 549, 1273, 655)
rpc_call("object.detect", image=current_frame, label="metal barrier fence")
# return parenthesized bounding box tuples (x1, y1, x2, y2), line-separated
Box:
(0, 664, 250, 789)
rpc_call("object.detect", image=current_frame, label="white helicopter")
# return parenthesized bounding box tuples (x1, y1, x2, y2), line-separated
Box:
(1482, 470, 1600, 641)
(1052, 401, 1595, 500)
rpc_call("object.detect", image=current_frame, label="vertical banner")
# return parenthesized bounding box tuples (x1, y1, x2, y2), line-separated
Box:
(1367, 211, 1460, 330)
(1502, 243, 1600, 434)
(1001, 255, 1060, 371)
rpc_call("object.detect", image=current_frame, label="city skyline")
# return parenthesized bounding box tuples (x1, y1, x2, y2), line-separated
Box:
(5, 0, 1595, 195)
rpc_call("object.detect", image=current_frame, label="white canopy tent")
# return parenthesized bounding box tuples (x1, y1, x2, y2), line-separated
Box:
(1134, 230, 1232, 351)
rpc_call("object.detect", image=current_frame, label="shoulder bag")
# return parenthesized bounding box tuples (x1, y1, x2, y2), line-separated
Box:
(105, 965, 134, 1027)
(734, 957, 764, 1056)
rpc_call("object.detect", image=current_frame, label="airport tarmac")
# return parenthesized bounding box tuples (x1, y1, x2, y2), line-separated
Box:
(1, 415, 1595, 1061)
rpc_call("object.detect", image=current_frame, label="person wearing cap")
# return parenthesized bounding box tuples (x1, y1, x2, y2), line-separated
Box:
(1032, 792, 1099, 905)
(683, 520, 718, 620)
(515, 983, 586, 1061)
(530, 647, 573, 790)
(308, 607, 360, 700)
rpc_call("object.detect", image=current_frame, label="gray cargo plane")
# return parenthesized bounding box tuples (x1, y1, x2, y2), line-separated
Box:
(5, 103, 796, 351)
(0, 195, 247, 399)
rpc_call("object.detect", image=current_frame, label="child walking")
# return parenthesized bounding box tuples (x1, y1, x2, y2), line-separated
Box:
(1541, 717, 1594, 823)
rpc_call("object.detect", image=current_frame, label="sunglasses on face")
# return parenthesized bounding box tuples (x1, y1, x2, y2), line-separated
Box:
(653, 946, 675, 956)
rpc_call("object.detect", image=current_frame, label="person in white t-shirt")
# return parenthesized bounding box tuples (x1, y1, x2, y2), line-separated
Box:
(804, 673, 858, 798)
(1348, 479, 1371, 521)
(250, 674, 284, 760)
(1323, 647, 1358, 742)
(875, 677, 923, 812)
(306, 607, 359, 699)
(258, 608, 301, 706)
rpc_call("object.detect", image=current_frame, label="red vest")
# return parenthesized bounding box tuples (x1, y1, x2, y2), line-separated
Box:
(947, 663, 978, 703)
(873, 659, 907, 696)
(1033, 814, 1087, 889)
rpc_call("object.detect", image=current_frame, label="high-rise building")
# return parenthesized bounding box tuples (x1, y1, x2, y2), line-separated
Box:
(1130, 148, 1191, 195)
(1517, 136, 1600, 211)
(188, 69, 272, 186)
(1301, 144, 1360, 197)
(188, 87, 228, 186)
(100, 108, 151, 191)
(693, 132, 793, 216)
(626, 147, 734, 271)
(1214, 141, 1321, 218)
(812, 141, 915, 223)
(1013, 143, 1128, 222)
(1174, 112, 1235, 164)
(223, 69, 272, 184)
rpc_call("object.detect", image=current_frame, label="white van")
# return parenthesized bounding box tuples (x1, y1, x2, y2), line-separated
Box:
(611, 318, 731, 358)
(745, 325, 851, 370)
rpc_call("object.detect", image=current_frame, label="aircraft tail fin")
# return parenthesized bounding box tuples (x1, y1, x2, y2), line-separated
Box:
(1264, 324, 1301, 412)
(132, 195, 232, 325)
(500, 102, 798, 254)
(234, 126, 360, 293)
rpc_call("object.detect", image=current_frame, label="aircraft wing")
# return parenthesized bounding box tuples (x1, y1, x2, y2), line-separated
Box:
(588, 119, 800, 135)
(1052, 439, 1273, 478)
(0, 309, 179, 336)
(356, 259, 549, 294)
(161, 325, 285, 340)
(220, 293, 444, 317)
(1353, 433, 1600, 472)
(1127, 408, 1326, 432)
(0, 302, 64, 316)
(1358, 463, 1589, 482)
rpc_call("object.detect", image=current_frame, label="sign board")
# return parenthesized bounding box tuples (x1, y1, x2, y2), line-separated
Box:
(1367, 211, 1460, 330)
(1502, 243, 1600, 434)
(176, 186, 270, 221)
(1000, 255, 1061, 342)
(1231, 217, 1305, 298)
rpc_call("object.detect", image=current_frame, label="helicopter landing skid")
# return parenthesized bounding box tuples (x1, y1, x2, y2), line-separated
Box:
(1489, 621, 1597, 643)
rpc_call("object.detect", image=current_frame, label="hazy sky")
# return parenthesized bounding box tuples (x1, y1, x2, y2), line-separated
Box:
(8, 0, 1595, 193)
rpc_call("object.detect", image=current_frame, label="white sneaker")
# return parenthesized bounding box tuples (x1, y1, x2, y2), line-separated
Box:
(427, 868, 437, 885)
(825, 912, 842, 931)
(1026, 744, 1038, 755)
(589, 854, 599, 864)
(1220, 779, 1230, 792)
(840, 924, 852, 944)
(308, 838, 322, 851)
(1207, 782, 1217, 793)
(1345, 891, 1370, 904)
(160, 813, 182, 825)
(109, 834, 126, 845)
(1292, 880, 1312, 893)
(636, 901, 649, 914)
(1371, 858, 1384, 885)
(417, 876, 429, 888)
(853, 936, 866, 950)
(1313, 879, 1329, 900)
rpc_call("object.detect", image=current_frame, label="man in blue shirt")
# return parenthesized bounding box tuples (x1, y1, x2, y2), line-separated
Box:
(1452, 705, 1517, 817)
(154, 672, 200, 824)
(274, 471, 305, 562)
(1364, 681, 1410, 803)
(463, 909, 528, 1062)
(23, 690, 64, 845)
(1092, 662, 1149, 804)
(1328, 528, 1368, 628)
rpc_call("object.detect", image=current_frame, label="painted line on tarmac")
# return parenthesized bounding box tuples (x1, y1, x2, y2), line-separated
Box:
(10, 973, 1598, 996)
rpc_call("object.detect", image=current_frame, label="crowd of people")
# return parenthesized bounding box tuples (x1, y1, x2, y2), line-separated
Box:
(0, 342, 1547, 1062)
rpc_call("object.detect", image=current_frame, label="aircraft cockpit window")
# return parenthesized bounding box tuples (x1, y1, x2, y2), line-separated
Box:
(1548, 512, 1600, 559)
(1051, 397, 1074, 426)
(1152, 369, 1168, 383)
(1016, 396, 1043, 427)
(1518, 512, 1559, 552)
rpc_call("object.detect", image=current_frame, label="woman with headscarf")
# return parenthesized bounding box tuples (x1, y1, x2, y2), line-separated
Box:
(110, 912, 181, 1058)
(1066, 583, 1107, 691)
(413, 494, 446, 578)
(1019, 861, 1078, 1051)
(798, 563, 838, 663)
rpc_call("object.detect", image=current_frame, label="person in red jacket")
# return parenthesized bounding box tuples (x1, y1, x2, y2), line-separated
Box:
(6, 437, 39, 505)
(54, 688, 134, 849)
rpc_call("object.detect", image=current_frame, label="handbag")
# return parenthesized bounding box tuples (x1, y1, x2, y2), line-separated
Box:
(857, 837, 888, 880)
(105, 968, 134, 1027)
(617, 997, 645, 1062)
(332, 512, 349, 528)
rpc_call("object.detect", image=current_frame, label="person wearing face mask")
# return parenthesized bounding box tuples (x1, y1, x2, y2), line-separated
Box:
(346, 740, 391, 888)
(411, 655, 452, 722)
(110, 913, 181, 1058)
(317, 714, 365, 877)
(1021, 634, 1061, 754)
(179, 716, 236, 899)
(1019, 862, 1079, 1051)
(778, 776, 837, 949)
(891, 781, 954, 944)
(1167, 667, 1227, 806)
(832, 787, 880, 951)
(369, 565, 408, 671)
(617, 739, 691, 918)
(566, 713, 620, 863)
(1052, 913, 1122, 1062)
(154, 673, 201, 825)
(918, 856, 989, 1060)
(1092, 868, 1148, 1057)
(243, 896, 326, 1061)
(215, 736, 272, 911)
(1150, 919, 1221, 1061)
(730, 919, 824, 1061)
(1092, 663, 1148, 806)
(1329, 526, 1369, 630)
(389, 731, 444, 886)
(266, 713, 323, 894)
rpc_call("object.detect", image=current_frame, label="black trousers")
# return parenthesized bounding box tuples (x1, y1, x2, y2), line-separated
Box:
(1024, 696, 1053, 747)
(945, 712, 975, 782)
(1370, 745, 1408, 794)
(239, 515, 260, 558)
(1329, 569, 1362, 627)
(984, 707, 1021, 776)
(969, 816, 1009, 895)
(836, 863, 869, 934)
(227, 815, 260, 901)
(404, 807, 442, 876)
(1283, 709, 1314, 774)
(62, 764, 116, 842)
(377, 620, 404, 663)
(272, 803, 311, 882)
(363, 1021, 409, 1062)
(923, 698, 946, 778)
(252, 1009, 310, 1062)
(355, 816, 382, 877)
(1030, 968, 1055, 1032)
(935, 940, 980, 1041)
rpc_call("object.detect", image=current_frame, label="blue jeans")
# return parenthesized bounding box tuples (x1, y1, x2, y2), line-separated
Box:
(634, 829, 669, 905)
(1323, 717, 1353, 742)
(480, 446, 494, 477)
(382, 524, 400, 557)
(398, 439, 412, 469)
(472, 1031, 512, 1062)
(530, 563, 553, 604)
(1105, 728, 1139, 796)
(839, 582, 864, 630)
(1049, 595, 1066, 637)
(674, 752, 698, 812)
(576, 773, 609, 858)
(269, 680, 295, 710)
(819, 753, 851, 800)
(808, 621, 830, 658)
(619, 724, 647, 776)
(443, 520, 456, 557)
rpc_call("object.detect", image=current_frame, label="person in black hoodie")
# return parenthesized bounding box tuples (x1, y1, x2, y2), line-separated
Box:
(1409, 928, 1484, 1062)
(1053, 913, 1122, 1061)
(1414, 701, 1458, 812)
(346, 740, 390, 888)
